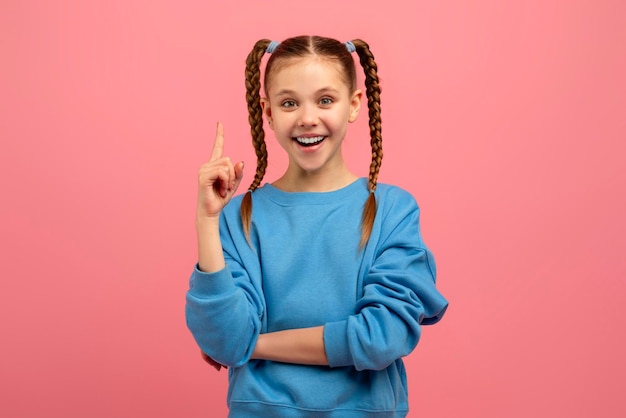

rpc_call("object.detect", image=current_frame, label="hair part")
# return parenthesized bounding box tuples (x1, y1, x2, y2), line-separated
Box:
(241, 36, 383, 249)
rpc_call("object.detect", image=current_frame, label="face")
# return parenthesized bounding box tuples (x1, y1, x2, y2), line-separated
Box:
(261, 57, 362, 175)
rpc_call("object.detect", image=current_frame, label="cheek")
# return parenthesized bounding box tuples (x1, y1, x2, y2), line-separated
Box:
(331, 110, 352, 129)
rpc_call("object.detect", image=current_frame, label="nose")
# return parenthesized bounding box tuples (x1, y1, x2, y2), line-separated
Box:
(297, 103, 319, 127)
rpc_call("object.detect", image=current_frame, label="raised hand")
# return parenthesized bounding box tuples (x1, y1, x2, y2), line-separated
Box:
(196, 122, 245, 220)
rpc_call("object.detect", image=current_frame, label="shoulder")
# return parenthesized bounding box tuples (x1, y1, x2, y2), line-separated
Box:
(374, 182, 420, 213)
(371, 183, 423, 239)
(366, 183, 429, 252)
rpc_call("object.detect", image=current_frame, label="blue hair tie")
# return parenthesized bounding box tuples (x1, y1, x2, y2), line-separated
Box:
(266, 41, 280, 53)
(345, 41, 356, 53)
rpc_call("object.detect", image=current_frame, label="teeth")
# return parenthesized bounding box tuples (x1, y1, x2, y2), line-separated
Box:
(295, 136, 325, 145)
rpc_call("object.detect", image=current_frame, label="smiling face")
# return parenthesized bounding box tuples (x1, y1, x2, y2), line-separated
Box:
(261, 56, 362, 180)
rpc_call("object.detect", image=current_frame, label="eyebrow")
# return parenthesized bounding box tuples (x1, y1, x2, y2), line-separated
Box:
(273, 87, 341, 97)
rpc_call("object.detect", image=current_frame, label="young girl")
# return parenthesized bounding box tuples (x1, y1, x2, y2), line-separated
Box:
(186, 35, 448, 417)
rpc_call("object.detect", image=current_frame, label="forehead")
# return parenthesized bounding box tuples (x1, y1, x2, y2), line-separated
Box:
(265, 56, 350, 95)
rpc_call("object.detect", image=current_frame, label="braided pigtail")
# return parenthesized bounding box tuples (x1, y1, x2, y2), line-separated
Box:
(241, 39, 272, 242)
(352, 39, 383, 248)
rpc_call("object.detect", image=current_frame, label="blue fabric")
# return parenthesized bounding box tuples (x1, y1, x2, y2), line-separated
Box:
(345, 40, 356, 53)
(186, 178, 448, 417)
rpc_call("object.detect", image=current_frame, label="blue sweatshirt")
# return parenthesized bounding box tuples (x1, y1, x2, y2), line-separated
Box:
(186, 179, 448, 417)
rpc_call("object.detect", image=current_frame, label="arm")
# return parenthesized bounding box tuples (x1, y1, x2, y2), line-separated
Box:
(196, 217, 224, 272)
(187, 123, 262, 368)
(251, 326, 328, 365)
(322, 190, 448, 371)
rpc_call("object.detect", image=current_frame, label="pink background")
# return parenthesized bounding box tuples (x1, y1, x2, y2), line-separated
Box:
(2, 1, 624, 417)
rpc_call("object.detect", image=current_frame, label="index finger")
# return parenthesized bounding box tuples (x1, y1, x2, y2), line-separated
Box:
(210, 121, 225, 162)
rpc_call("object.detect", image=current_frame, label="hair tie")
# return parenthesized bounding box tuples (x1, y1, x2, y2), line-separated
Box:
(266, 41, 281, 54)
(345, 41, 356, 53)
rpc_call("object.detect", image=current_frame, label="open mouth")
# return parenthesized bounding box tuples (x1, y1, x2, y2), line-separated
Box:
(294, 136, 326, 147)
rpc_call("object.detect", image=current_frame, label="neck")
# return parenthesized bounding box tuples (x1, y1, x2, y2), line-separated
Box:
(273, 164, 358, 192)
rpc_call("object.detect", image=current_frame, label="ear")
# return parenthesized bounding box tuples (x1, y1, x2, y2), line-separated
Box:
(261, 97, 274, 130)
(348, 89, 363, 123)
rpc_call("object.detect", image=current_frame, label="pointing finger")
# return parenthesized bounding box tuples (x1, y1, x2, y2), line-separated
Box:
(210, 121, 225, 162)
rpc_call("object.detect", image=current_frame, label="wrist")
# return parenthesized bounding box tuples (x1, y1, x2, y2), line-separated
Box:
(251, 334, 265, 360)
(195, 214, 225, 273)
(195, 214, 221, 229)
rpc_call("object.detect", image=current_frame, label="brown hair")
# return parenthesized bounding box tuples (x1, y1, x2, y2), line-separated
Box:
(241, 36, 382, 248)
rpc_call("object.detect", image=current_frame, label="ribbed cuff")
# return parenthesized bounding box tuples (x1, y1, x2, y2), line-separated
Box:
(323, 320, 352, 368)
(190, 264, 235, 295)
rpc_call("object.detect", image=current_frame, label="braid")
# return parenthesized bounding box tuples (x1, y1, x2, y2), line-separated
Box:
(241, 39, 271, 242)
(352, 39, 383, 192)
(352, 39, 383, 248)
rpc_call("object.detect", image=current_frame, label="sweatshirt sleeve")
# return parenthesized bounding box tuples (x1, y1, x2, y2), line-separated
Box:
(324, 189, 448, 371)
(185, 209, 264, 368)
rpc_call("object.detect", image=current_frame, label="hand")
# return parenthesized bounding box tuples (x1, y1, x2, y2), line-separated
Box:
(201, 351, 227, 371)
(196, 122, 245, 220)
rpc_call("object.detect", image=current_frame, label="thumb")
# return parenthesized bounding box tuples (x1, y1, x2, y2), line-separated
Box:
(232, 161, 245, 193)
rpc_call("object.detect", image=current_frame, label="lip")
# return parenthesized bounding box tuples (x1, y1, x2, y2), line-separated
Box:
(294, 133, 325, 138)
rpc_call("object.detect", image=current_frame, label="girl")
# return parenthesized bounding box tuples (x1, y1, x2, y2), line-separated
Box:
(186, 35, 448, 417)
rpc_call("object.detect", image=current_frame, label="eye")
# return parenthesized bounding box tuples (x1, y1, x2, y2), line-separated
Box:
(281, 100, 297, 108)
(319, 97, 333, 106)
